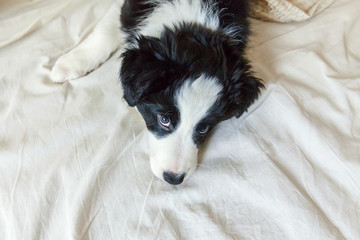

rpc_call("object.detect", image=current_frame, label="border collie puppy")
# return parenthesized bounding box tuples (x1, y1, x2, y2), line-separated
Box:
(51, 0, 264, 185)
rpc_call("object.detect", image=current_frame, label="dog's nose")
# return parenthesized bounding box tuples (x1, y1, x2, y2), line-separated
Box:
(163, 171, 185, 185)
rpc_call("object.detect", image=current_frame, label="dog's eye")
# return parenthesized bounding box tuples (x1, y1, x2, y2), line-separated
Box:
(198, 125, 210, 135)
(157, 114, 171, 130)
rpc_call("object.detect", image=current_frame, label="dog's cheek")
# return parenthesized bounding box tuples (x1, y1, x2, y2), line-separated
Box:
(147, 132, 168, 179)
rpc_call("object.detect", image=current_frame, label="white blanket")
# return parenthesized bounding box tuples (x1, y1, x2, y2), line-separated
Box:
(1, 0, 359, 239)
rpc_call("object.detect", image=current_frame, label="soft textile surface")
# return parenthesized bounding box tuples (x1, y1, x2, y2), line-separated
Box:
(250, 0, 336, 22)
(1, 0, 360, 239)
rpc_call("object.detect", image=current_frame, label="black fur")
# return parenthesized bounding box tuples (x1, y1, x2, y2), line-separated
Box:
(136, 93, 180, 138)
(119, 0, 264, 145)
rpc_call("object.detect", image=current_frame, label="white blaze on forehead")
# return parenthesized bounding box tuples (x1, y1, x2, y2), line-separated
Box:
(148, 75, 222, 178)
(138, 0, 219, 38)
(176, 75, 222, 132)
(147, 75, 222, 179)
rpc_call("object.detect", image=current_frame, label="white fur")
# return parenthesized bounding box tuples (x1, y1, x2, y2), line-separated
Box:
(149, 75, 222, 180)
(51, 0, 124, 83)
(136, 0, 219, 38)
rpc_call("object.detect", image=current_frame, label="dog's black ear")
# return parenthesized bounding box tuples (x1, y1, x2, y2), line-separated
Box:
(227, 62, 264, 118)
(120, 37, 174, 106)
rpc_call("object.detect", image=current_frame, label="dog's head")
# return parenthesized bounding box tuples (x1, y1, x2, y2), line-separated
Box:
(120, 25, 263, 185)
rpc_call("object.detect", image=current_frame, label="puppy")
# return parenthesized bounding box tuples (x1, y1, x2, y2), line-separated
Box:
(51, 0, 264, 185)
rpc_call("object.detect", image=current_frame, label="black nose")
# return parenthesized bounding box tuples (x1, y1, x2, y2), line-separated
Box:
(163, 171, 185, 185)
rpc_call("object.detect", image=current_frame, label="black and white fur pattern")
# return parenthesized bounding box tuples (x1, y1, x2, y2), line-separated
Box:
(51, 0, 264, 185)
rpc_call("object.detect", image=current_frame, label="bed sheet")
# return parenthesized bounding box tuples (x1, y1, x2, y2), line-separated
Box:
(0, 0, 359, 239)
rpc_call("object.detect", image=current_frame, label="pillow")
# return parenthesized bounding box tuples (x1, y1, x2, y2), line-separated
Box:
(249, 0, 336, 22)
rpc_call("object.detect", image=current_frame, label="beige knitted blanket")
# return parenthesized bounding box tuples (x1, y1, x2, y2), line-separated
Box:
(250, 0, 336, 22)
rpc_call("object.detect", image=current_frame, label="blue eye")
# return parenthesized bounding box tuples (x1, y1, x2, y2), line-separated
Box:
(157, 114, 171, 130)
(198, 125, 210, 135)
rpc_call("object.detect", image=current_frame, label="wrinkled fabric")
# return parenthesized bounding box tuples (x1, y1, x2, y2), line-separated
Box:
(0, 0, 359, 239)
(250, 0, 336, 22)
